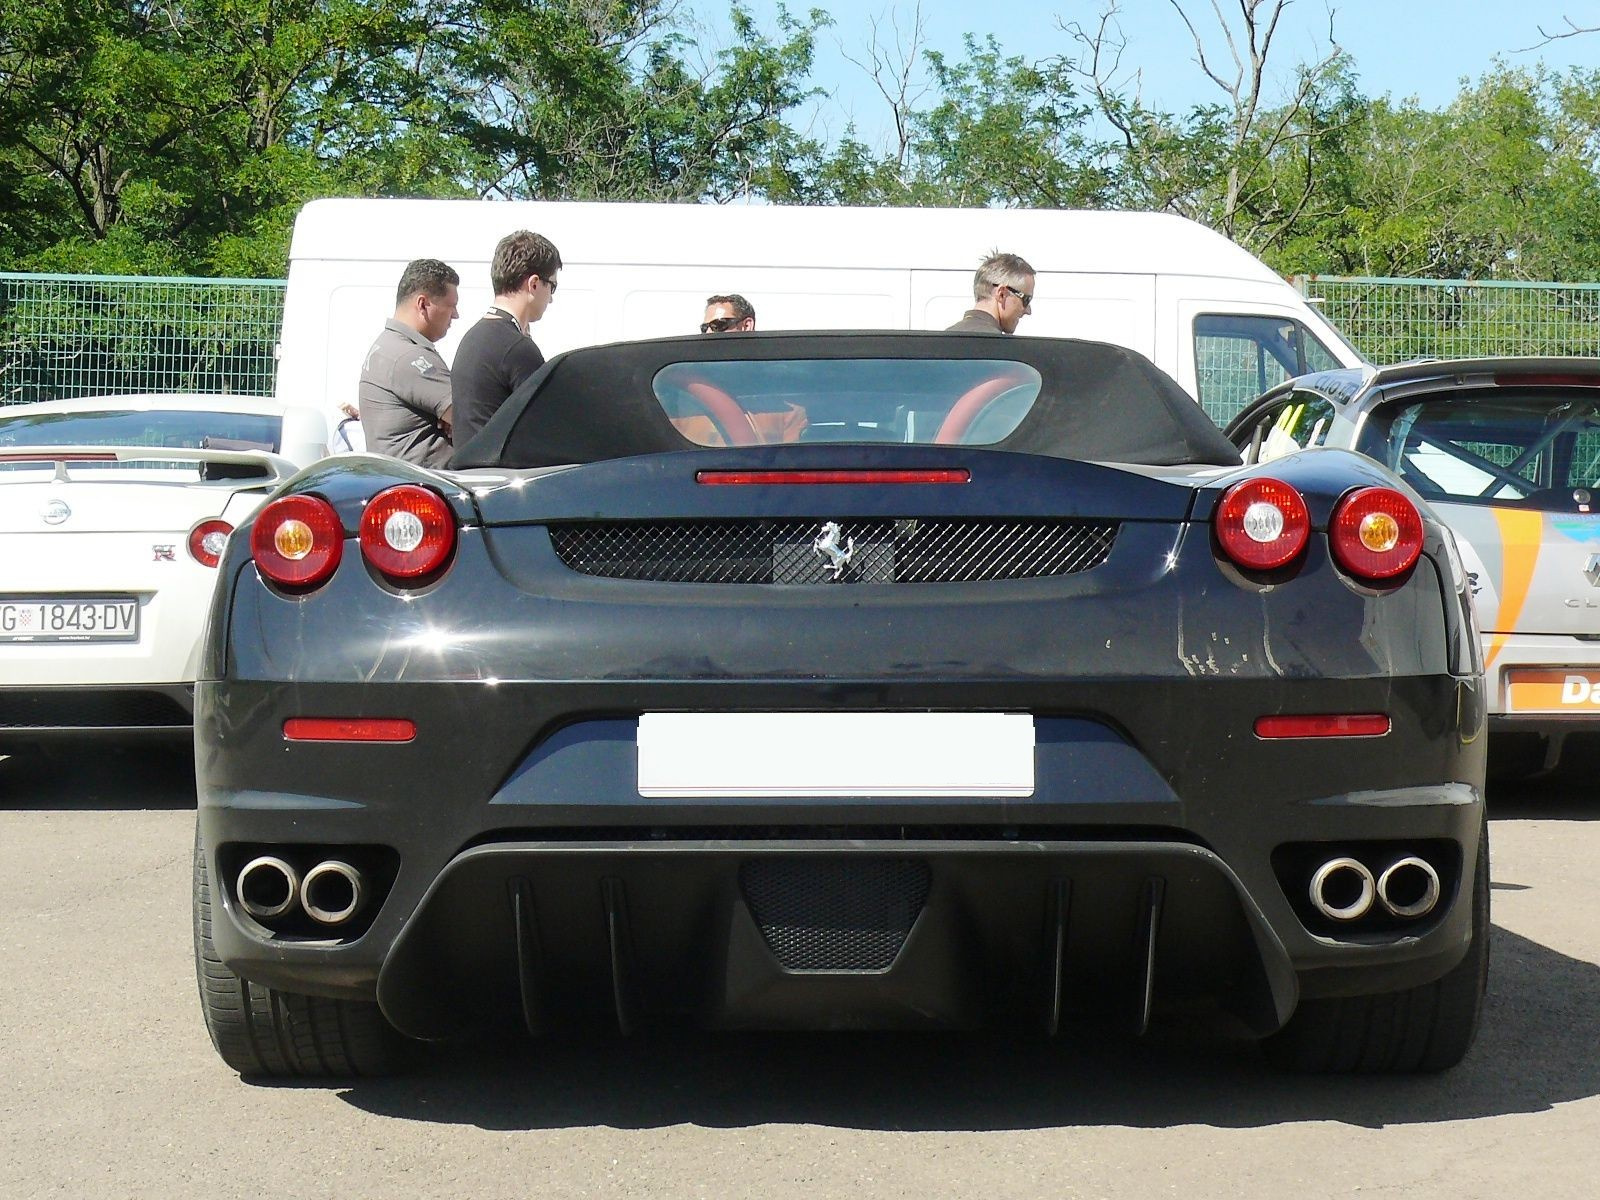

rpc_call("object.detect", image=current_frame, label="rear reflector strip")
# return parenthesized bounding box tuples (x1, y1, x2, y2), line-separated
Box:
(696, 469, 970, 486)
(283, 718, 416, 743)
(1254, 714, 1390, 739)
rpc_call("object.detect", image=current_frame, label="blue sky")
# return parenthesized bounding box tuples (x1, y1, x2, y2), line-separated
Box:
(701, 0, 1600, 151)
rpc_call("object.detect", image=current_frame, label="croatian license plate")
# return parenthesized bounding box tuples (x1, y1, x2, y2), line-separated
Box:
(637, 712, 1035, 798)
(0, 596, 139, 643)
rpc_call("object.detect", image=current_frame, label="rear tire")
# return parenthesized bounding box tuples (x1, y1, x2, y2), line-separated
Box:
(1264, 819, 1489, 1073)
(193, 833, 402, 1077)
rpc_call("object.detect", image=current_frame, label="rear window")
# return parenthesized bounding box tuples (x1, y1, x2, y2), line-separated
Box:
(653, 359, 1043, 447)
(0, 408, 281, 452)
(1359, 389, 1600, 508)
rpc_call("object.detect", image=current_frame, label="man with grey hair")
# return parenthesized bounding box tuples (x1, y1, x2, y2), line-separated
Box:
(452, 229, 563, 445)
(358, 258, 460, 467)
(946, 250, 1036, 335)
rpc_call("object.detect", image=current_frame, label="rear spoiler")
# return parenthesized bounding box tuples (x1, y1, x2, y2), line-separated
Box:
(0, 444, 301, 485)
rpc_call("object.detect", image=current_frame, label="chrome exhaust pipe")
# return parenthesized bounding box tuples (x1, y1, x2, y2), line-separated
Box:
(1377, 856, 1441, 919)
(236, 856, 301, 921)
(300, 860, 365, 926)
(1308, 857, 1375, 922)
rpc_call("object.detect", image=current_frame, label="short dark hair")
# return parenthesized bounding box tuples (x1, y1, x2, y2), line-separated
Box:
(705, 293, 755, 322)
(492, 230, 563, 295)
(972, 251, 1035, 302)
(396, 258, 459, 306)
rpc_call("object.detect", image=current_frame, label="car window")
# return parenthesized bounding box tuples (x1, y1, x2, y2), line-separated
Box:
(1194, 315, 1345, 426)
(1358, 388, 1600, 508)
(1235, 390, 1336, 464)
(653, 358, 1043, 447)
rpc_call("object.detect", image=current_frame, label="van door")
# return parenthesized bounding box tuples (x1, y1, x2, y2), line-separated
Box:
(912, 270, 1155, 358)
(1162, 286, 1355, 424)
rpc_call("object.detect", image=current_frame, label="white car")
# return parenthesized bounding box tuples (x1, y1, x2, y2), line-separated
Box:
(0, 394, 327, 754)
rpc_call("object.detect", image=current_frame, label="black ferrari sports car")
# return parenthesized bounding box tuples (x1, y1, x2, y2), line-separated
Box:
(193, 331, 1487, 1078)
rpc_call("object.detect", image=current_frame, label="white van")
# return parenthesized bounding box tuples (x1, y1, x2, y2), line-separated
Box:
(275, 199, 1364, 436)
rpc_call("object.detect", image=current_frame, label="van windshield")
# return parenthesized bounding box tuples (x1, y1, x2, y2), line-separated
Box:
(1193, 314, 1346, 425)
(653, 358, 1044, 447)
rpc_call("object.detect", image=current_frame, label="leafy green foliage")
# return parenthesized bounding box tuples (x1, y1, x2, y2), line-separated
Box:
(1, 2, 1597, 282)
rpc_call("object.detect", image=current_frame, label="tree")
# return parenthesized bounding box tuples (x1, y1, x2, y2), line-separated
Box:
(0, 0, 471, 275)
(1062, 0, 1357, 257)
(1267, 65, 1600, 280)
(801, 34, 1114, 208)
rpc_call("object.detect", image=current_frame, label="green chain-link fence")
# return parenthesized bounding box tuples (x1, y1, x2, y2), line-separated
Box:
(1295, 275, 1600, 363)
(0, 274, 285, 406)
(3, 272, 1598, 409)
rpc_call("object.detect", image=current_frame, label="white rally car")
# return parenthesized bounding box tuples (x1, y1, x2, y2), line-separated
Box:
(0, 394, 327, 754)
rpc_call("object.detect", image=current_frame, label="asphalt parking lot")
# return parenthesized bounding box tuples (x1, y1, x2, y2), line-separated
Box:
(1, 749, 1595, 1200)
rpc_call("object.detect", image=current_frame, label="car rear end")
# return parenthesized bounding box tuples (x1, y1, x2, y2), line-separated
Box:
(196, 444, 1484, 1054)
(0, 446, 291, 749)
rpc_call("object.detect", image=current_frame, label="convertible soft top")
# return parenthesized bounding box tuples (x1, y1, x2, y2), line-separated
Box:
(452, 331, 1242, 469)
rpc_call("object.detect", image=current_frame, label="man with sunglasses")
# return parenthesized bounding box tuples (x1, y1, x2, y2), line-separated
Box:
(701, 294, 756, 334)
(946, 250, 1036, 335)
(452, 230, 563, 446)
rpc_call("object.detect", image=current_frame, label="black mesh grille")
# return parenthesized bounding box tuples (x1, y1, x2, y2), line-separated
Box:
(740, 858, 930, 971)
(549, 518, 1118, 583)
(0, 689, 192, 729)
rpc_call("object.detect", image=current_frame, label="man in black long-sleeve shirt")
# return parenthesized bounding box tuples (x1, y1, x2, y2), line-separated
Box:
(451, 230, 563, 446)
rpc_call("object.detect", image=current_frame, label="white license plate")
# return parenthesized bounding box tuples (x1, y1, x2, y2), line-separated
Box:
(0, 597, 139, 643)
(637, 712, 1035, 798)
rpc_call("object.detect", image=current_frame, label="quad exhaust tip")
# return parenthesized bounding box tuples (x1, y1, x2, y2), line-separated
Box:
(236, 856, 301, 921)
(300, 860, 366, 926)
(1308, 857, 1375, 922)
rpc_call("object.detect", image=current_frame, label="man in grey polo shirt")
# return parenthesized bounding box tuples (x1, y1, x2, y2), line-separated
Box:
(359, 258, 461, 467)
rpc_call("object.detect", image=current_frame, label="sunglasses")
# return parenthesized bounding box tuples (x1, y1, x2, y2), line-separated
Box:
(700, 316, 743, 333)
(1001, 285, 1033, 308)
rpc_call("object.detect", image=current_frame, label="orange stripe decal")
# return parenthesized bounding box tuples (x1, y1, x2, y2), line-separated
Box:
(1484, 507, 1545, 669)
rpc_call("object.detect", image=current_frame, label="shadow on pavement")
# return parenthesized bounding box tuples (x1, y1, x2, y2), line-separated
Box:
(0, 745, 195, 810)
(329, 922, 1598, 1132)
(1489, 742, 1600, 820)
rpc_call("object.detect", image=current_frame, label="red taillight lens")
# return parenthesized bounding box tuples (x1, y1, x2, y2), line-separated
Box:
(359, 484, 456, 579)
(283, 717, 416, 743)
(251, 495, 343, 588)
(1254, 713, 1391, 739)
(1329, 487, 1423, 582)
(187, 519, 233, 568)
(1215, 478, 1310, 571)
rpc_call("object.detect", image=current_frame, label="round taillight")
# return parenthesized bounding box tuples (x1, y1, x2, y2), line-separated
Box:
(1330, 487, 1423, 581)
(359, 484, 456, 579)
(187, 519, 233, 568)
(250, 495, 343, 587)
(1215, 477, 1310, 571)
